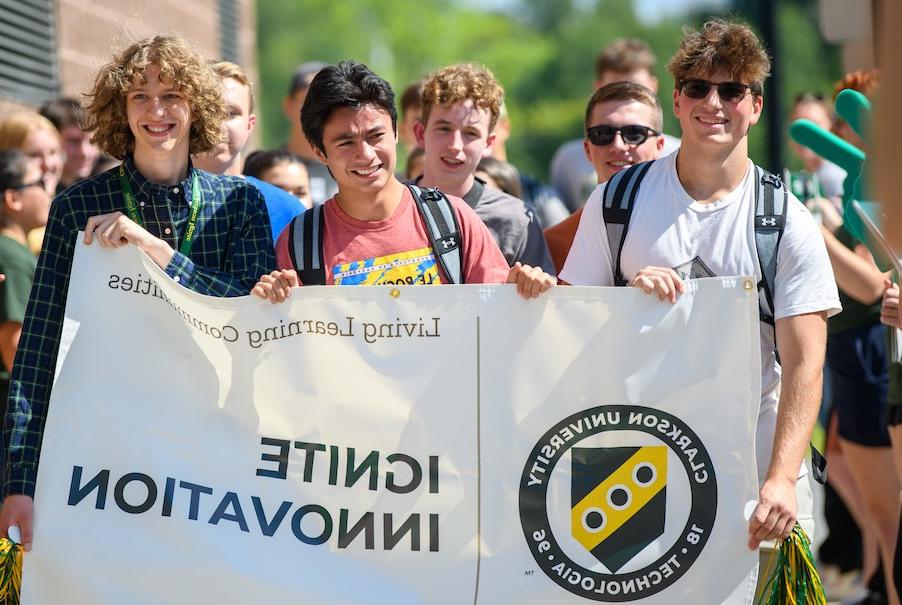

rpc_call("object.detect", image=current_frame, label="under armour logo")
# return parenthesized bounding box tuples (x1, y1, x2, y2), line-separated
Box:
(761, 217, 777, 227)
(442, 237, 457, 249)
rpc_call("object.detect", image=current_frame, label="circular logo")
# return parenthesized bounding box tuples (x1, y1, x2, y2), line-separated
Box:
(519, 405, 717, 601)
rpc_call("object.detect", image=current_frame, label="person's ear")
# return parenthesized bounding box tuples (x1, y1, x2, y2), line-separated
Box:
(413, 120, 426, 148)
(248, 113, 257, 133)
(483, 133, 496, 156)
(3, 189, 22, 213)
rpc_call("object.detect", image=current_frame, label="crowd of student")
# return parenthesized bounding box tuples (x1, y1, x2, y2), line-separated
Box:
(0, 16, 899, 604)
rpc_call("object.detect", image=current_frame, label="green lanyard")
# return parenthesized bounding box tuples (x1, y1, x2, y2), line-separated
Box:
(118, 164, 202, 257)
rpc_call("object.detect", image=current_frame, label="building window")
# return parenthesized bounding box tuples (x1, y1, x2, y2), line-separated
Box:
(219, 0, 239, 63)
(0, 0, 59, 106)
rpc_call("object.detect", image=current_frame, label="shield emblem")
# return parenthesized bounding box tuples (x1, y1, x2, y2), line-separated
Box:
(571, 446, 667, 572)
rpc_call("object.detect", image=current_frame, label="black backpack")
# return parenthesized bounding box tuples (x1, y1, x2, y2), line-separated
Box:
(601, 160, 786, 327)
(601, 160, 828, 484)
(286, 184, 465, 285)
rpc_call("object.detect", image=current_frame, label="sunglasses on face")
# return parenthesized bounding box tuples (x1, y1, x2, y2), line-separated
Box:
(678, 79, 754, 103)
(14, 176, 47, 191)
(586, 124, 660, 147)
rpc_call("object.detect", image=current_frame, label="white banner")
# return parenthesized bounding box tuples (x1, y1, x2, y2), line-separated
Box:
(23, 241, 761, 604)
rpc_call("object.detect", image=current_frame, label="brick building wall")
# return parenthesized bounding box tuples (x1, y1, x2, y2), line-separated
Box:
(0, 0, 257, 118)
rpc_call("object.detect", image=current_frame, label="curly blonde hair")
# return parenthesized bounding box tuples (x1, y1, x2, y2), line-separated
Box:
(420, 63, 504, 132)
(667, 19, 771, 97)
(83, 35, 225, 159)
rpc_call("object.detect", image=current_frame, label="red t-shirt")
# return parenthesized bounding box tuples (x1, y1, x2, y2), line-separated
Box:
(275, 187, 509, 285)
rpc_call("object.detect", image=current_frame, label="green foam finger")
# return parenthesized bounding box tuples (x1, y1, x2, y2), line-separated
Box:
(835, 89, 871, 144)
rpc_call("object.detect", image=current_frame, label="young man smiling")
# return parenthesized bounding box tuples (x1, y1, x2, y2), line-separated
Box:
(545, 82, 665, 274)
(561, 19, 840, 572)
(550, 38, 681, 212)
(0, 35, 275, 552)
(413, 64, 555, 276)
(194, 61, 305, 242)
(252, 61, 553, 299)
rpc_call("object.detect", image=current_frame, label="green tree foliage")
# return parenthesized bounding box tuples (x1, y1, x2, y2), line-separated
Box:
(256, 0, 840, 180)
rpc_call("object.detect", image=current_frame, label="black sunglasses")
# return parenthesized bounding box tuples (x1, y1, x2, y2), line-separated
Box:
(586, 125, 660, 147)
(679, 79, 754, 103)
(14, 176, 46, 191)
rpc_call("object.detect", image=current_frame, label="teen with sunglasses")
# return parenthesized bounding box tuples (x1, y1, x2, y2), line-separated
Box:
(549, 38, 681, 213)
(0, 150, 51, 418)
(545, 82, 664, 274)
(561, 19, 840, 591)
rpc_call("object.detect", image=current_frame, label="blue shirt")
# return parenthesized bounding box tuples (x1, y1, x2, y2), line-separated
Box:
(246, 176, 305, 243)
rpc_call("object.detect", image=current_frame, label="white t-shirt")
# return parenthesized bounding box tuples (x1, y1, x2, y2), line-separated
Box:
(561, 151, 841, 479)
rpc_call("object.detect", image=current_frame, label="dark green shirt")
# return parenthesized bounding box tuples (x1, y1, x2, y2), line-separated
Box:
(0, 235, 36, 408)
(828, 226, 882, 334)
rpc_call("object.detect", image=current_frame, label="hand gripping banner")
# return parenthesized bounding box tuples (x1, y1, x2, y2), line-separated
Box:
(22, 242, 760, 604)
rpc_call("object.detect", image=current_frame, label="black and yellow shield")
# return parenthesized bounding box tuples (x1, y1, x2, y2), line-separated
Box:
(571, 446, 667, 572)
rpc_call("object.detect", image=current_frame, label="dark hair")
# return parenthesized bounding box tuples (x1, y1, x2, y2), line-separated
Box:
(399, 79, 424, 116)
(40, 97, 87, 131)
(243, 149, 305, 178)
(584, 82, 663, 132)
(301, 60, 397, 155)
(405, 147, 425, 180)
(476, 156, 522, 199)
(0, 149, 29, 192)
(288, 61, 327, 96)
(793, 92, 826, 106)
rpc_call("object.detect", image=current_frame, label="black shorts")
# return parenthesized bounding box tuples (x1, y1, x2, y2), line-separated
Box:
(826, 323, 891, 447)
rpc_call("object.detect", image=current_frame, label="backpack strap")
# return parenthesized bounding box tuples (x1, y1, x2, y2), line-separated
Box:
(602, 161, 655, 286)
(753, 167, 787, 326)
(407, 184, 464, 285)
(287, 204, 327, 285)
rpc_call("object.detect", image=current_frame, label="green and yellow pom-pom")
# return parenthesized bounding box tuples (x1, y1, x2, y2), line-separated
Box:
(0, 538, 22, 605)
(758, 524, 827, 605)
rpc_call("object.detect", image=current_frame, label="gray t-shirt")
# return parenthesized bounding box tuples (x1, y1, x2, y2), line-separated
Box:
(462, 179, 556, 276)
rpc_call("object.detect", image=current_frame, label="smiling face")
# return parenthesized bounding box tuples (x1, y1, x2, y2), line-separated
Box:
(23, 128, 63, 194)
(195, 76, 255, 175)
(673, 69, 762, 153)
(414, 99, 494, 196)
(314, 103, 396, 199)
(583, 99, 664, 184)
(125, 64, 193, 161)
(60, 124, 99, 183)
(5, 161, 52, 232)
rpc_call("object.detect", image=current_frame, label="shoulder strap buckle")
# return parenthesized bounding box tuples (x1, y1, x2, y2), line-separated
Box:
(408, 184, 465, 285)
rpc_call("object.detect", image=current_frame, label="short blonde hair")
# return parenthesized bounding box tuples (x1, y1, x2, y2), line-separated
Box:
(83, 35, 226, 159)
(0, 111, 59, 151)
(212, 61, 254, 113)
(667, 19, 770, 96)
(420, 63, 504, 132)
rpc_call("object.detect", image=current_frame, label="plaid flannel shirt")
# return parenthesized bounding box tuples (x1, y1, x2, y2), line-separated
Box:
(3, 157, 275, 497)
